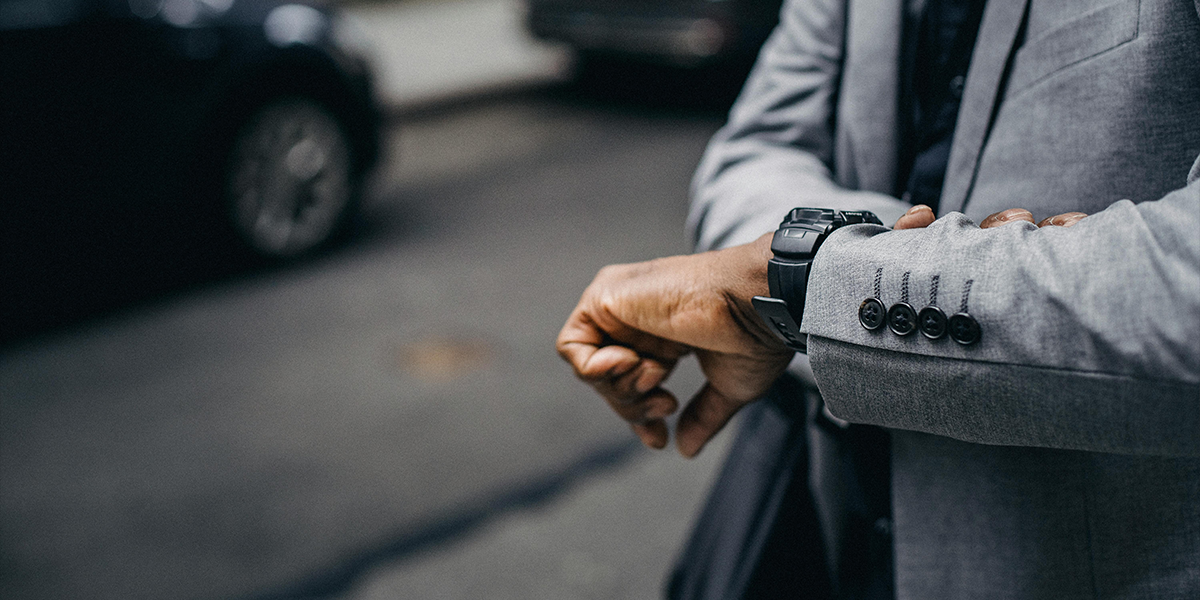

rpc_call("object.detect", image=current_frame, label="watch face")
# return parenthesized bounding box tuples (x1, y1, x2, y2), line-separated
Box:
(786, 208, 836, 225)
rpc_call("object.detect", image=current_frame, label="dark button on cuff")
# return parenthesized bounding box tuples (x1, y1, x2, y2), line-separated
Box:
(918, 306, 948, 340)
(859, 298, 886, 330)
(887, 302, 917, 336)
(948, 312, 981, 345)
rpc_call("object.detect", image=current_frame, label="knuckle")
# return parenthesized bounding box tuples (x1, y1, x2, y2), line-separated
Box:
(595, 264, 623, 281)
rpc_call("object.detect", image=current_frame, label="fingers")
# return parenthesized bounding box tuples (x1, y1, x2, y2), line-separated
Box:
(557, 308, 672, 382)
(977, 209, 1087, 229)
(893, 204, 935, 230)
(558, 320, 683, 450)
(632, 420, 670, 450)
(557, 287, 694, 451)
(602, 357, 673, 406)
(579, 352, 682, 449)
(566, 342, 641, 380)
(675, 383, 744, 458)
(628, 388, 680, 450)
(610, 385, 679, 450)
(1037, 212, 1087, 228)
(979, 208, 1035, 229)
(897, 206, 1086, 231)
(571, 345, 677, 409)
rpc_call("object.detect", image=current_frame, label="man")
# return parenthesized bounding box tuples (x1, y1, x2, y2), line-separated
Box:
(557, 0, 1200, 597)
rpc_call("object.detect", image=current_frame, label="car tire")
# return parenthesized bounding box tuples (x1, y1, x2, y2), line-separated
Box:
(223, 96, 357, 259)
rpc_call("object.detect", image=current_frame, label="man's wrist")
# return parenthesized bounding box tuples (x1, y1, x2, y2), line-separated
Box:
(748, 232, 775, 297)
(713, 234, 786, 350)
(751, 208, 883, 352)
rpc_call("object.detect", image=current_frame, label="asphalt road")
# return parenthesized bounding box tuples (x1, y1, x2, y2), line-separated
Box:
(1, 88, 732, 600)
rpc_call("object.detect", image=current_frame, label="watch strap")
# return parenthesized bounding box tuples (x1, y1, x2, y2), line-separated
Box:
(752, 296, 806, 352)
(754, 208, 883, 352)
(767, 256, 811, 329)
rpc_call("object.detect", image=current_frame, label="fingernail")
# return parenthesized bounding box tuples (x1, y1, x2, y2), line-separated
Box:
(997, 209, 1030, 222)
(634, 366, 661, 394)
(906, 204, 931, 215)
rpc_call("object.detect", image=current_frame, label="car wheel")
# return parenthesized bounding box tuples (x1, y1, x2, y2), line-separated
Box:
(224, 96, 355, 259)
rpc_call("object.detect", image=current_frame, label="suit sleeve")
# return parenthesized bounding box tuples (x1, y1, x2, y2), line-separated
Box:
(686, 0, 911, 253)
(803, 158, 1200, 457)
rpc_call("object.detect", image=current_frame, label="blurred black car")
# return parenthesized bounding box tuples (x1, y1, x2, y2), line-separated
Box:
(523, 0, 783, 69)
(0, 0, 381, 260)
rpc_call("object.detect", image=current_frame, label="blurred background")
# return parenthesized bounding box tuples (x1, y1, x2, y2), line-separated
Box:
(0, 0, 779, 597)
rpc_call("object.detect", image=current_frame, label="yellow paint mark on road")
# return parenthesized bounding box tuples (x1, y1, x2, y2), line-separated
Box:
(393, 335, 495, 382)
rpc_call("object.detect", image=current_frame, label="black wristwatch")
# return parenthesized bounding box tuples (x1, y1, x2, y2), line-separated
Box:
(752, 208, 882, 352)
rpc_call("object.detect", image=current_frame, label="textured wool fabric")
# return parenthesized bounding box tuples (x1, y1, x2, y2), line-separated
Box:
(809, 335, 1199, 456)
(805, 189, 1200, 387)
(887, 431, 1200, 599)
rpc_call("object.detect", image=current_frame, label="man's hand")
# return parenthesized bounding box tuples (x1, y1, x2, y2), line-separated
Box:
(558, 204, 1090, 458)
(556, 234, 794, 458)
(893, 204, 1087, 230)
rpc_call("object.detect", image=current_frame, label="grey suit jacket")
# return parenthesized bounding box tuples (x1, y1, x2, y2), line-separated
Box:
(688, 0, 1200, 597)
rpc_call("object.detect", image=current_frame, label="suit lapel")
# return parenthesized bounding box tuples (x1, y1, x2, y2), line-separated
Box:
(939, 0, 1031, 215)
(841, 0, 905, 193)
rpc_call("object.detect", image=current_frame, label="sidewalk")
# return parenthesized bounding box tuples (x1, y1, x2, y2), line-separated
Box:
(345, 0, 573, 109)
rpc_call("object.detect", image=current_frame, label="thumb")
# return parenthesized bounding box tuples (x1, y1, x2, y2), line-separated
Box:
(675, 383, 744, 458)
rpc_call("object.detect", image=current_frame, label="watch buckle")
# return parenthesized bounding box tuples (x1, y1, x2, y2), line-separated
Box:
(751, 296, 807, 352)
